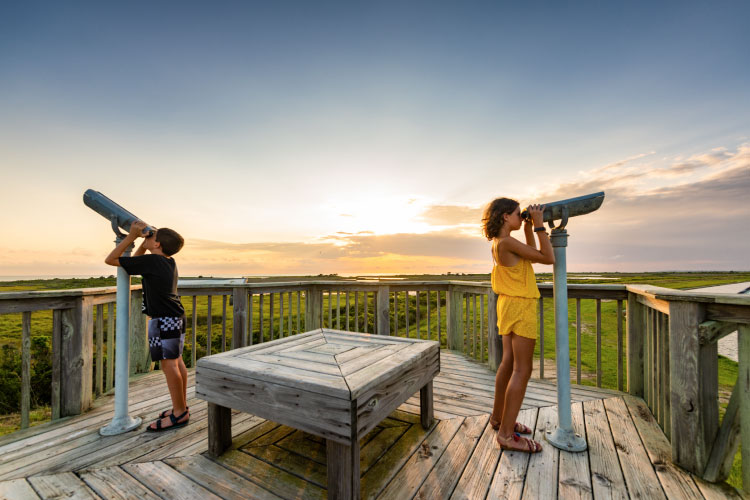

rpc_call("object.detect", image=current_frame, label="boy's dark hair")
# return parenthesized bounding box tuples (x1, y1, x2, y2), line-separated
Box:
(156, 228, 184, 256)
(482, 198, 519, 240)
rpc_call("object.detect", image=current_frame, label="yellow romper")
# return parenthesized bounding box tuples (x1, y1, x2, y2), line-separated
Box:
(491, 252, 540, 340)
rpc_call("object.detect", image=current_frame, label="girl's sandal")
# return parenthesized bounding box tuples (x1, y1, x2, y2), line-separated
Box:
(496, 432, 542, 453)
(489, 414, 532, 435)
(513, 422, 532, 434)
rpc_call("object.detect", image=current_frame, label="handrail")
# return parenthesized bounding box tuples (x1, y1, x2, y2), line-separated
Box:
(625, 284, 750, 493)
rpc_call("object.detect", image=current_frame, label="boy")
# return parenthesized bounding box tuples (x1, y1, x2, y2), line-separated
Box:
(105, 220, 189, 431)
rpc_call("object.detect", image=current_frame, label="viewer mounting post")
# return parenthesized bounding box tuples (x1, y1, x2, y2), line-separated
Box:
(539, 192, 605, 452)
(84, 189, 154, 435)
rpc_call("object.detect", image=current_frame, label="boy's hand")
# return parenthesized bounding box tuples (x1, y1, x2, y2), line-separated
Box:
(129, 220, 147, 238)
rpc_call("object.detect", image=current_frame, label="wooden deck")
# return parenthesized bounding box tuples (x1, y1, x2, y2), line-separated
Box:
(0, 350, 740, 499)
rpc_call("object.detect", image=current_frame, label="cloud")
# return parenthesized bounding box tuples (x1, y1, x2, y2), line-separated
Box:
(417, 204, 483, 226)
(4, 144, 747, 277)
(530, 144, 750, 270)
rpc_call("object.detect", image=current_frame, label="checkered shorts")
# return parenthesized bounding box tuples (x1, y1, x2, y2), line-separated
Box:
(148, 315, 186, 360)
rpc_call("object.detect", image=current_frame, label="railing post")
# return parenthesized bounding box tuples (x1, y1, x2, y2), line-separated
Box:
(446, 286, 463, 351)
(306, 286, 323, 330)
(669, 300, 717, 475)
(232, 287, 247, 349)
(60, 296, 94, 417)
(129, 289, 150, 374)
(487, 290, 501, 371)
(738, 324, 750, 495)
(627, 291, 645, 397)
(376, 285, 390, 336)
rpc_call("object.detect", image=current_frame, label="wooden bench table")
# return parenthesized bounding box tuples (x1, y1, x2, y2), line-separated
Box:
(196, 328, 439, 499)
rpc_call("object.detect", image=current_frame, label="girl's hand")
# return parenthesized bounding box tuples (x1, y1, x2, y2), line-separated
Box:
(529, 204, 544, 226)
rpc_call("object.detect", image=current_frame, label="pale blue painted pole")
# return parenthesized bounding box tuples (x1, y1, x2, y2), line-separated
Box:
(545, 228, 587, 452)
(100, 239, 142, 435)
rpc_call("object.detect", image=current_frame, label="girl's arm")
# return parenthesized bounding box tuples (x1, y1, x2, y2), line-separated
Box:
(499, 205, 555, 265)
(524, 218, 536, 248)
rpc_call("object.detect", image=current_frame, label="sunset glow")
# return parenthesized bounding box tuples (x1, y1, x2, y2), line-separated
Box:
(1, 2, 748, 277)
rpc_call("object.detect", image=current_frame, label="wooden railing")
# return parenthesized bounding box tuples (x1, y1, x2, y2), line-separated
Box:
(2, 279, 750, 492)
(625, 284, 750, 488)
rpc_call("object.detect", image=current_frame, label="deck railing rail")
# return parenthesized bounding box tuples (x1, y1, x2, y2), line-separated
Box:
(2, 280, 750, 492)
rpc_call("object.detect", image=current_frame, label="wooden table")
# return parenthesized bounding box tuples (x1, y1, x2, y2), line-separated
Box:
(196, 328, 439, 499)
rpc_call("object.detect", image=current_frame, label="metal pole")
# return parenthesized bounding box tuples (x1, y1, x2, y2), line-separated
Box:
(100, 238, 142, 435)
(545, 228, 586, 452)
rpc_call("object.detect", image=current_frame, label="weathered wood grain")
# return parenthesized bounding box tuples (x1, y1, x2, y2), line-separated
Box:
(605, 397, 666, 499)
(61, 296, 94, 417)
(27, 472, 99, 499)
(196, 366, 353, 443)
(207, 403, 232, 457)
(197, 354, 350, 398)
(623, 394, 704, 499)
(122, 461, 223, 500)
(523, 405, 559, 499)
(217, 449, 326, 500)
(416, 414, 487, 499)
(327, 438, 360, 500)
(421, 381, 434, 429)
(165, 455, 284, 500)
(486, 407, 538, 500)
(346, 341, 439, 399)
(627, 291, 645, 397)
(450, 416, 500, 499)
(0, 478, 40, 500)
(583, 398, 628, 499)
(377, 417, 463, 500)
(21, 312, 31, 429)
(558, 402, 593, 500)
(669, 300, 717, 475)
(739, 323, 750, 496)
(79, 466, 162, 500)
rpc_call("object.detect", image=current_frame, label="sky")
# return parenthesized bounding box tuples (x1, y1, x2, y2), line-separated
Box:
(1, 1, 748, 277)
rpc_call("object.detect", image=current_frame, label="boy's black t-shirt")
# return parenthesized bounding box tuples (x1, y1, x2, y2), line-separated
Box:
(118, 254, 185, 318)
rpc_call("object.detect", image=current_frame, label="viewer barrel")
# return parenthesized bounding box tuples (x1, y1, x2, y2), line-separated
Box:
(83, 189, 154, 235)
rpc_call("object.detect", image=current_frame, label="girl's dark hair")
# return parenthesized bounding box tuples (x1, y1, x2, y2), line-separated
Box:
(481, 198, 519, 240)
(156, 228, 184, 256)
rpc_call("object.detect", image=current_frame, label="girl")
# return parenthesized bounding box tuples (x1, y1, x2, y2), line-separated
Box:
(482, 198, 554, 453)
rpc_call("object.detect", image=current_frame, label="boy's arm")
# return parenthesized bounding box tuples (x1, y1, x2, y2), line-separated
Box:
(133, 240, 148, 257)
(104, 221, 147, 266)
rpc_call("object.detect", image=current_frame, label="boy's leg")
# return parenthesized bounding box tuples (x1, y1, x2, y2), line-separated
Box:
(498, 333, 535, 437)
(161, 358, 187, 413)
(178, 357, 188, 403)
(148, 358, 189, 429)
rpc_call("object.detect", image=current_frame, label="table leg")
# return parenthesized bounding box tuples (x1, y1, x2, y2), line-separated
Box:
(420, 381, 434, 429)
(207, 402, 232, 457)
(327, 439, 360, 500)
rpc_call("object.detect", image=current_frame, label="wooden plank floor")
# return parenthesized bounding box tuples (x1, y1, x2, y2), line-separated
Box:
(0, 350, 740, 499)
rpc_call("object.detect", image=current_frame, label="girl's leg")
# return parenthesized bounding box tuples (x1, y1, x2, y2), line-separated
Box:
(498, 333, 536, 438)
(491, 334, 515, 424)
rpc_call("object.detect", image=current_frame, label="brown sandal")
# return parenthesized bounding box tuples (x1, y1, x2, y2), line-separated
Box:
(496, 432, 542, 453)
(489, 414, 532, 434)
